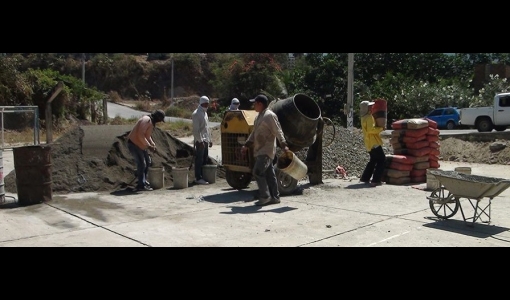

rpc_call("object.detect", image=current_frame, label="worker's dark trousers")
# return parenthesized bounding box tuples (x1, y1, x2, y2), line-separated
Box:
(253, 155, 279, 200)
(361, 145, 386, 183)
(194, 142, 209, 181)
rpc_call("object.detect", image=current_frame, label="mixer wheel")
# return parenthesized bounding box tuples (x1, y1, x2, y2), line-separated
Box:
(226, 170, 252, 190)
(276, 168, 298, 195)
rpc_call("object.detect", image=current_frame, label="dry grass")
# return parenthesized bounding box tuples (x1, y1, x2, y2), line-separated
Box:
(1, 127, 74, 147)
(109, 115, 192, 137)
(1, 116, 194, 149)
(1, 129, 39, 145)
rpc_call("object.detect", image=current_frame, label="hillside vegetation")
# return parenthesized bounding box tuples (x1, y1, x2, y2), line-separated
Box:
(2, 53, 510, 131)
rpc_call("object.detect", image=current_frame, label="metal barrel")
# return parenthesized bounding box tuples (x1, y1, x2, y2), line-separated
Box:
(13, 145, 52, 206)
(269, 94, 321, 152)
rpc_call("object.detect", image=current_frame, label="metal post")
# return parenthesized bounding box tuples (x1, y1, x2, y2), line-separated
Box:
(1, 107, 4, 149)
(171, 56, 174, 102)
(103, 98, 108, 124)
(347, 53, 354, 131)
(35, 107, 40, 145)
(82, 53, 85, 83)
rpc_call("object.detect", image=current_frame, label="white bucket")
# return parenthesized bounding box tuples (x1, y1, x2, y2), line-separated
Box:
(202, 165, 217, 184)
(172, 167, 189, 189)
(454, 167, 471, 175)
(148, 167, 165, 189)
(276, 151, 308, 180)
(426, 168, 442, 191)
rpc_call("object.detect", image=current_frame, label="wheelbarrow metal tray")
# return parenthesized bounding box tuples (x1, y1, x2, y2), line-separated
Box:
(429, 170, 510, 199)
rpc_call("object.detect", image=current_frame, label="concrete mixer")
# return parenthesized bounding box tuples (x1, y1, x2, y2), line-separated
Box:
(220, 93, 334, 195)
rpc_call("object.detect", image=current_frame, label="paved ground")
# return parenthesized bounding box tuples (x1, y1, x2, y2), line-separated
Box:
(2, 102, 509, 247)
(2, 144, 510, 246)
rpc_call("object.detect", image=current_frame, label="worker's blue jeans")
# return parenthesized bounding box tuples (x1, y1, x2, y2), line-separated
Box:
(128, 141, 151, 188)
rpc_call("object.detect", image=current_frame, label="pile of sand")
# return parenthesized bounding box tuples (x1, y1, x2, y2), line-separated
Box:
(4, 126, 220, 194)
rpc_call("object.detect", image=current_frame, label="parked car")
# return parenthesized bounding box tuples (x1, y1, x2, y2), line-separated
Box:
(425, 107, 460, 130)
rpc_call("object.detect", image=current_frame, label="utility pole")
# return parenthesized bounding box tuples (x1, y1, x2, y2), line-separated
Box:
(171, 54, 174, 102)
(347, 53, 354, 131)
(82, 53, 85, 83)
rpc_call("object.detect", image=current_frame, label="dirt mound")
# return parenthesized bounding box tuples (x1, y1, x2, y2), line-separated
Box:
(4, 126, 222, 194)
(437, 138, 510, 165)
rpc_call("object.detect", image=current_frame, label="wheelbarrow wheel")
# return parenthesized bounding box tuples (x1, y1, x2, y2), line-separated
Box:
(428, 186, 460, 219)
(226, 170, 252, 190)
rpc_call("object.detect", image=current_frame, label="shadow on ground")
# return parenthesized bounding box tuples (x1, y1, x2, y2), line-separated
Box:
(423, 217, 510, 240)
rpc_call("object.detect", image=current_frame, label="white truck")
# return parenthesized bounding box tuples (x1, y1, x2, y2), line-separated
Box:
(459, 92, 510, 132)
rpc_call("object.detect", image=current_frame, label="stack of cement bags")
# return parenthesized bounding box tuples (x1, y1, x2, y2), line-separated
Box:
(383, 154, 416, 185)
(384, 118, 441, 185)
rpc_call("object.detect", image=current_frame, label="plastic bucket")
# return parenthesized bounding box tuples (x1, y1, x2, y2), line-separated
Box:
(172, 167, 189, 189)
(454, 167, 471, 175)
(148, 167, 165, 189)
(426, 168, 442, 191)
(372, 98, 387, 129)
(13, 145, 52, 205)
(269, 94, 321, 152)
(277, 151, 308, 180)
(202, 165, 217, 184)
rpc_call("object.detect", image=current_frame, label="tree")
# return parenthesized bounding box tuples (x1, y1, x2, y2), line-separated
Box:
(0, 54, 33, 106)
(210, 53, 288, 105)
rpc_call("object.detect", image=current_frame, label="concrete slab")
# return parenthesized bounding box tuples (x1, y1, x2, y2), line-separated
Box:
(2, 148, 510, 247)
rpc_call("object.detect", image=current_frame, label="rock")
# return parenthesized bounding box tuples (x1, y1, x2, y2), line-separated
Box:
(489, 141, 506, 152)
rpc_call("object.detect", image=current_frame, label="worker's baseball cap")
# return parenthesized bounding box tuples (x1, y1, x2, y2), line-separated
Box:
(153, 109, 166, 122)
(249, 94, 268, 106)
(231, 98, 240, 105)
(360, 100, 375, 109)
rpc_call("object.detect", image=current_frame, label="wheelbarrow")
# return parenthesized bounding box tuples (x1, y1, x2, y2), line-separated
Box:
(426, 170, 510, 226)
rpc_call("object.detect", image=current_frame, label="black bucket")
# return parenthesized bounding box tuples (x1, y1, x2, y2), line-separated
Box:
(269, 94, 321, 151)
(13, 145, 52, 206)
